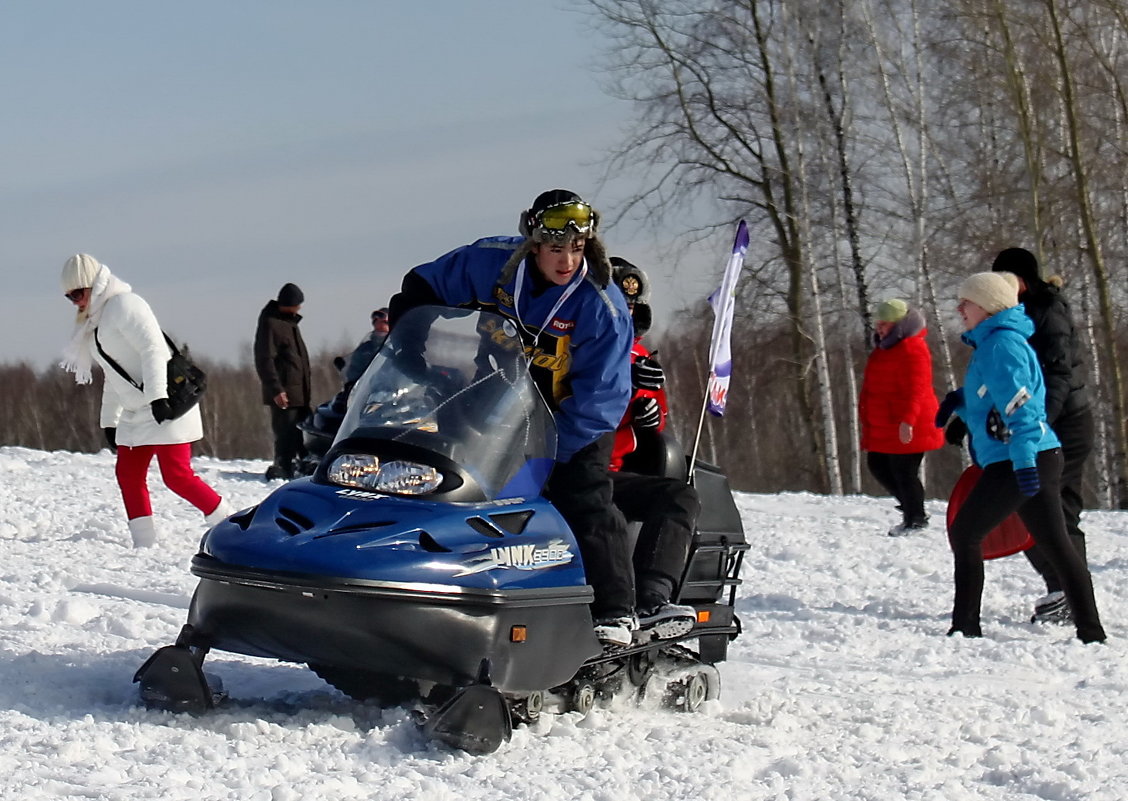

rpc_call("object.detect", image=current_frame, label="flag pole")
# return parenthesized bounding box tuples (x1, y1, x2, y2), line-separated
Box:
(687, 381, 711, 482)
(687, 221, 749, 482)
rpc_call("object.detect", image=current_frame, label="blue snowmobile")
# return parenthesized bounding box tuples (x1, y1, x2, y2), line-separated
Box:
(135, 306, 747, 753)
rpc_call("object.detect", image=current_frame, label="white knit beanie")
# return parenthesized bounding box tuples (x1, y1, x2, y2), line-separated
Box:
(61, 254, 104, 292)
(959, 271, 1019, 315)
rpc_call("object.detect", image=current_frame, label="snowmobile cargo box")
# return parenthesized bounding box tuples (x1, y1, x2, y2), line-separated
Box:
(678, 460, 746, 605)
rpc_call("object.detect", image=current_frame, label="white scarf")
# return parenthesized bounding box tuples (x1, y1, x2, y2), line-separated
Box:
(59, 265, 132, 384)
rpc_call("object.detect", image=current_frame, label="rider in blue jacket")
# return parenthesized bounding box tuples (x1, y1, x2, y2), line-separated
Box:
(389, 189, 637, 646)
(936, 271, 1104, 644)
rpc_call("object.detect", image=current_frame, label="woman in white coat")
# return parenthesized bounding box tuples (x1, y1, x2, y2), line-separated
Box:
(59, 254, 233, 547)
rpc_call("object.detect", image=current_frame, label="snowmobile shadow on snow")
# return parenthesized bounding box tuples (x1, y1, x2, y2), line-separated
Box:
(135, 306, 748, 754)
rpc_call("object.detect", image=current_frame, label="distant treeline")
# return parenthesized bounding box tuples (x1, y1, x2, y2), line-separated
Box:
(0, 351, 343, 461)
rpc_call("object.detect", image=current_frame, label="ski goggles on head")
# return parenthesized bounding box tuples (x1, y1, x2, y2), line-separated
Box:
(531, 201, 595, 239)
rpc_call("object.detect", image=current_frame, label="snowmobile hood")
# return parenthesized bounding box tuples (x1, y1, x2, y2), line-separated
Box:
(200, 478, 588, 592)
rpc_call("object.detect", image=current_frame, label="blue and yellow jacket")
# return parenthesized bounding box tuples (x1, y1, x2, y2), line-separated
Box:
(402, 236, 633, 462)
(955, 305, 1060, 469)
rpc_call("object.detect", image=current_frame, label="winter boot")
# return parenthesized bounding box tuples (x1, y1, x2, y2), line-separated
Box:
(888, 516, 929, 537)
(204, 498, 236, 527)
(128, 516, 157, 549)
(593, 614, 635, 648)
(265, 463, 293, 481)
(637, 601, 697, 639)
(1031, 591, 1072, 625)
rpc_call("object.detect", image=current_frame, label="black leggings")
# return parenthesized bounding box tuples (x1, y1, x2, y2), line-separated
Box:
(866, 451, 926, 524)
(948, 449, 1104, 643)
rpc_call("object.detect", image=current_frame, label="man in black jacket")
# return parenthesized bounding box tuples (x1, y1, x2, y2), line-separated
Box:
(254, 283, 311, 480)
(992, 248, 1095, 624)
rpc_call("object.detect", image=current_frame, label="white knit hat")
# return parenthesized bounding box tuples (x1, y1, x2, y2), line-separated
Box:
(61, 254, 104, 292)
(959, 271, 1019, 315)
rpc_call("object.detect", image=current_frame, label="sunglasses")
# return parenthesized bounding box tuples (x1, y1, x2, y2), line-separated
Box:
(64, 288, 87, 303)
(371, 310, 388, 321)
(534, 201, 594, 237)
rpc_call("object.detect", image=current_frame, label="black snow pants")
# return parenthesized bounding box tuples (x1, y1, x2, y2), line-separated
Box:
(1023, 404, 1094, 593)
(610, 470, 700, 608)
(270, 405, 310, 473)
(948, 448, 1105, 643)
(866, 451, 927, 525)
(545, 433, 635, 620)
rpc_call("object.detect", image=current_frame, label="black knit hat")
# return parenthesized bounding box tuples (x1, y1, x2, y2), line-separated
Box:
(991, 247, 1042, 287)
(277, 283, 304, 306)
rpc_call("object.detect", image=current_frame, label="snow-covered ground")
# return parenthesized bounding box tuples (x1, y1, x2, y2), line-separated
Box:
(1, 445, 1126, 800)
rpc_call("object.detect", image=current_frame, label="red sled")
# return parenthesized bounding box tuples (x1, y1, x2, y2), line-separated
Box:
(946, 465, 1035, 559)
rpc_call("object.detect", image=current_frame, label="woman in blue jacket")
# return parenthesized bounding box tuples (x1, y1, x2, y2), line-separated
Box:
(936, 271, 1105, 643)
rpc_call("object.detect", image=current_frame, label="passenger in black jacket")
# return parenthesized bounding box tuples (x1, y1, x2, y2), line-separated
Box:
(253, 283, 312, 480)
(992, 248, 1094, 624)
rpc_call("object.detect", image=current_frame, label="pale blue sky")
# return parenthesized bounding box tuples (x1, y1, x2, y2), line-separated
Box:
(2, 1, 720, 368)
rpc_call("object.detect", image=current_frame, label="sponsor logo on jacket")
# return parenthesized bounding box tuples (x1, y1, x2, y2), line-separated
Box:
(454, 538, 574, 576)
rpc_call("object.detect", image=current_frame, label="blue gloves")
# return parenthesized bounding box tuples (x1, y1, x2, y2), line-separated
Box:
(151, 398, 173, 423)
(1015, 467, 1041, 497)
(935, 388, 964, 428)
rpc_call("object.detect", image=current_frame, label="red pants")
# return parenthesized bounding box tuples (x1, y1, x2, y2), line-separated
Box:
(115, 443, 221, 520)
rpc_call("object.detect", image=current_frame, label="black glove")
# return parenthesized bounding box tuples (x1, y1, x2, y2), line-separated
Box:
(986, 407, 1011, 443)
(631, 356, 665, 391)
(631, 396, 661, 430)
(935, 389, 963, 428)
(103, 427, 117, 452)
(1015, 466, 1041, 497)
(945, 416, 968, 447)
(151, 398, 174, 423)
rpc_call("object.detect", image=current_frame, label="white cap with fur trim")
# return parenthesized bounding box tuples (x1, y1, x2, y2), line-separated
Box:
(958, 271, 1020, 315)
(61, 254, 104, 292)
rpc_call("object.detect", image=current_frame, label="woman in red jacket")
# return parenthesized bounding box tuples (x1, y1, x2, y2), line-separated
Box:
(859, 299, 944, 535)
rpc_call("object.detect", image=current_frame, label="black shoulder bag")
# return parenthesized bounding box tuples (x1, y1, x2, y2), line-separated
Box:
(94, 329, 207, 420)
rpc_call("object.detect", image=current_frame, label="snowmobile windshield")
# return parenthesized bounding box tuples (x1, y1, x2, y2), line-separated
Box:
(332, 305, 558, 499)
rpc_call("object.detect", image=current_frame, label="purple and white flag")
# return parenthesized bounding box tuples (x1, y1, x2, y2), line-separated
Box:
(706, 221, 749, 416)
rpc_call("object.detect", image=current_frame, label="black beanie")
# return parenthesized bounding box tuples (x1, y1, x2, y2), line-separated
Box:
(991, 247, 1042, 287)
(278, 283, 304, 306)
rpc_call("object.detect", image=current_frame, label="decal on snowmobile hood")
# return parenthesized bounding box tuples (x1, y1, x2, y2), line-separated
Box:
(454, 538, 574, 577)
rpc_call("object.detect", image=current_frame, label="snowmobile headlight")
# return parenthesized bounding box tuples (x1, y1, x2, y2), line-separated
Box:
(327, 453, 442, 495)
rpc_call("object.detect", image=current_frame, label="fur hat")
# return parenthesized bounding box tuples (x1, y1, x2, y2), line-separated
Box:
(61, 254, 104, 292)
(611, 256, 649, 304)
(991, 247, 1042, 287)
(277, 283, 304, 306)
(959, 271, 1020, 315)
(875, 298, 908, 323)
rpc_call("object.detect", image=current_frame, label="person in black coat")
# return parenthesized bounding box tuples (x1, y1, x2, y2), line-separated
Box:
(253, 283, 312, 480)
(992, 247, 1095, 624)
